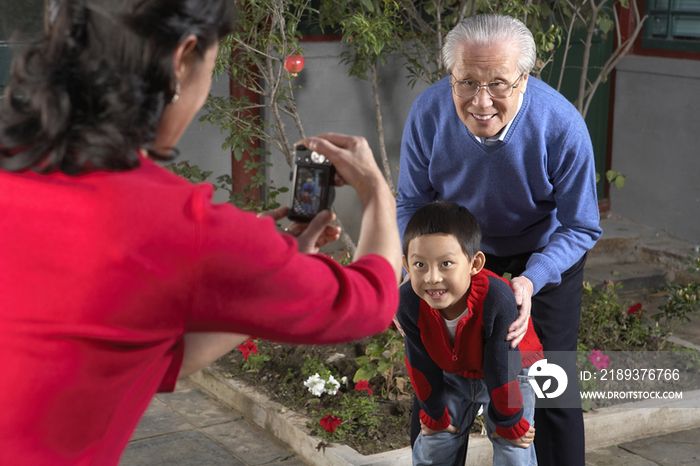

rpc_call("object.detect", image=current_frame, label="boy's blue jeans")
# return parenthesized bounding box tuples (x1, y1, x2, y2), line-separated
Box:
(412, 367, 537, 466)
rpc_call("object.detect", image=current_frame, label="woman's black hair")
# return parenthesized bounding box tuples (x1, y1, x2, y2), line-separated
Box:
(0, 0, 234, 175)
(402, 201, 482, 260)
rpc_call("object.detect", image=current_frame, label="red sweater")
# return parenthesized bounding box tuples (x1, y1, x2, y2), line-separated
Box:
(397, 269, 543, 439)
(0, 155, 398, 465)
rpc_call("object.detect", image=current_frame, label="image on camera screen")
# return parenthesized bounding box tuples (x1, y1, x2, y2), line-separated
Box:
(291, 166, 330, 218)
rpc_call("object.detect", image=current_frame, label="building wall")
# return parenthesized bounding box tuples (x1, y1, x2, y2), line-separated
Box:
(610, 56, 700, 245)
(175, 77, 233, 204)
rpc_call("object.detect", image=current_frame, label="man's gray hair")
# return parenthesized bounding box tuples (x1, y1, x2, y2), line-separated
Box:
(443, 14, 536, 75)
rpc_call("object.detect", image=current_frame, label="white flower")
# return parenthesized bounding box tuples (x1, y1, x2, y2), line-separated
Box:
(303, 373, 344, 396)
(341, 376, 348, 384)
(477, 405, 484, 417)
(325, 375, 341, 395)
(304, 373, 326, 397)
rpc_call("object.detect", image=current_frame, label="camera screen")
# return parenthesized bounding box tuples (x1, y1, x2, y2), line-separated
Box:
(291, 166, 331, 218)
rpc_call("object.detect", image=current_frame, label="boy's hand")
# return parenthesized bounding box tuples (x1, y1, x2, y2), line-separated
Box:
(490, 425, 535, 448)
(419, 419, 460, 436)
(506, 276, 533, 348)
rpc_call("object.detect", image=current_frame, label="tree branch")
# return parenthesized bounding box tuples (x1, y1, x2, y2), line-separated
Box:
(582, 2, 647, 117)
(371, 63, 396, 195)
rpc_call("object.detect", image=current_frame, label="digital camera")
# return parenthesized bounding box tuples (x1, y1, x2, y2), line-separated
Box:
(287, 145, 335, 223)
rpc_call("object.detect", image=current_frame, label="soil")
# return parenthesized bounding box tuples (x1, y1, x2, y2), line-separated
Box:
(210, 336, 417, 455)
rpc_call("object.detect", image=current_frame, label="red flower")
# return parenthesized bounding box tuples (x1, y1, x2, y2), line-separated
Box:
(237, 339, 258, 360)
(354, 380, 373, 396)
(319, 414, 343, 433)
(627, 302, 644, 318)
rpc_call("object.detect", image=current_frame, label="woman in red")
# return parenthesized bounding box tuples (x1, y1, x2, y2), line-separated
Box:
(0, 1, 401, 464)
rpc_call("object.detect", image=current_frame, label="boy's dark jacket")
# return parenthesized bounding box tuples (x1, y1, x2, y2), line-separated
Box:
(397, 269, 543, 439)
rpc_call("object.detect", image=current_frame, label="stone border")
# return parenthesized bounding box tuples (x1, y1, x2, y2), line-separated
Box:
(189, 368, 700, 466)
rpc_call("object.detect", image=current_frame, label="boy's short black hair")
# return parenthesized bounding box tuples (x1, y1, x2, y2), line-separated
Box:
(403, 201, 482, 259)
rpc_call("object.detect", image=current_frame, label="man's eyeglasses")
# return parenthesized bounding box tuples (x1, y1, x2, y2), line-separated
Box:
(450, 73, 525, 99)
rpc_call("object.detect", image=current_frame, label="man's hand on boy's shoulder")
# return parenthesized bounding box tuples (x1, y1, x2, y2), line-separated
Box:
(420, 419, 460, 437)
(491, 425, 535, 448)
(506, 275, 533, 348)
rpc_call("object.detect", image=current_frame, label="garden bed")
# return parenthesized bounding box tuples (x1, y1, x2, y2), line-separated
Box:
(191, 364, 700, 466)
(207, 278, 700, 456)
(210, 334, 414, 455)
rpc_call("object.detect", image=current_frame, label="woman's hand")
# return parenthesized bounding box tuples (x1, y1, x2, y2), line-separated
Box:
(297, 133, 402, 280)
(491, 425, 535, 448)
(298, 134, 384, 203)
(258, 206, 340, 254)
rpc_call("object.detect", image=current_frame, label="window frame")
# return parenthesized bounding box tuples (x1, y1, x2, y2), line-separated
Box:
(643, 0, 700, 52)
(0, 0, 46, 97)
(0, 42, 11, 98)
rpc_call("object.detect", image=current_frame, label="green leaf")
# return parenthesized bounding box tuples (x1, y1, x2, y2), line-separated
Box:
(354, 366, 377, 382)
(233, 146, 243, 162)
(614, 175, 626, 190)
(365, 342, 384, 355)
(361, 0, 375, 13)
(354, 355, 371, 365)
(598, 17, 614, 34)
(619, 0, 630, 8)
(377, 359, 393, 372)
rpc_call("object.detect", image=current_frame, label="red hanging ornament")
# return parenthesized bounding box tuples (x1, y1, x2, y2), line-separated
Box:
(284, 54, 305, 76)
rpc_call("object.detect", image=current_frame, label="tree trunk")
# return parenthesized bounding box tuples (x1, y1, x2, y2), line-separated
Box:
(371, 63, 396, 196)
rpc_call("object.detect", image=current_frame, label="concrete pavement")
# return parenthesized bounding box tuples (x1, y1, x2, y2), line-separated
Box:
(121, 376, 700, 466)
(585, 428, 700, 465)
(119, 378, 309, 466)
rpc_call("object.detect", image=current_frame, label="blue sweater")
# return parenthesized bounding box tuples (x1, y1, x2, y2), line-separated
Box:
(397, 76, 602, 294)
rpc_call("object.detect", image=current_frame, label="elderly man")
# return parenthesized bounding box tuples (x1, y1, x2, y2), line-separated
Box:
(397, 14, 602, 466)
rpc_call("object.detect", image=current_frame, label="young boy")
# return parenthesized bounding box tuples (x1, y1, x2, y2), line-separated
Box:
(397, 201, 543, 466)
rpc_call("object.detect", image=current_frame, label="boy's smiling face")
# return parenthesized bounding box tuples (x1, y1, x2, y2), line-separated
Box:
(403, 233, 485, 320)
